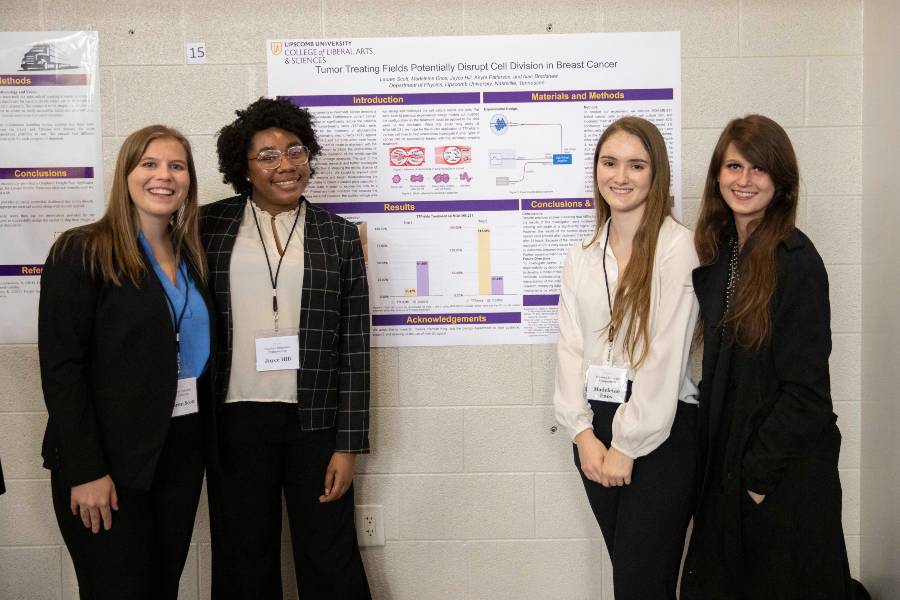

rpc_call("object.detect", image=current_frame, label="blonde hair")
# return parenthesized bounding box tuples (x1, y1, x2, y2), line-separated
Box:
(53, 124, 206, 285)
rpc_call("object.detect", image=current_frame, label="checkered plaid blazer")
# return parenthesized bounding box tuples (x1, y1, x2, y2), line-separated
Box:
(200, 195, 370, 453)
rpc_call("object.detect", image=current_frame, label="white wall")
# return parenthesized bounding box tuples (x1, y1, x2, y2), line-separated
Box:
(0, 1, 865, 598)
(861, 0, 900, 597)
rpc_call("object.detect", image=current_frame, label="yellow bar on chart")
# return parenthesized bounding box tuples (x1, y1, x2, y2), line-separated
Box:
(477, 228, 491, 295)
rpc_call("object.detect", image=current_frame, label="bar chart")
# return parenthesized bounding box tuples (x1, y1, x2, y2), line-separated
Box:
(357, 210, 522, 313)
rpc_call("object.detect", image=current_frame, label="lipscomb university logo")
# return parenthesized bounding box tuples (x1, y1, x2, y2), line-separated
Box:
(270, 41, 283, 56)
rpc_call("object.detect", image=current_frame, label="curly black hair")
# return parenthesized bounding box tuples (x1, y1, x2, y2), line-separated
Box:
(216, 97, 322, 196)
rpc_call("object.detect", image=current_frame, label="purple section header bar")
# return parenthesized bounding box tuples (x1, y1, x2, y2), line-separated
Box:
(0, 167, 94, 179)
(523, 294, 559, 306)
(282, 92, 480, 107)
(0, 264, 43, 276)
(521, 198, 594, 211)
(483, 88, 673, 103)
(373, 312, 522, 326)
(0, 74, 90, 86)
(316, 199, 518, 214)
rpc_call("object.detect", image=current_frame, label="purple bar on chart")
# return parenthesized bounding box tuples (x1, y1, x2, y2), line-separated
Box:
(416, 261, 429, 296)
(491, 276, 503, 295)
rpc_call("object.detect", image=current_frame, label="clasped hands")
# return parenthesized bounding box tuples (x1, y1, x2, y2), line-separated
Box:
(575, 430, 633, 487)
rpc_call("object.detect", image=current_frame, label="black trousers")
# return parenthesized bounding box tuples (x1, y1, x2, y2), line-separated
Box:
(574, 400, 698, 600)
(52, 414, 204, 600)
(209, 402, 370, 600)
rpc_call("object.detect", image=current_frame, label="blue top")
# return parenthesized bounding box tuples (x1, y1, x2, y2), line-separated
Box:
(139, 232, 210, 379)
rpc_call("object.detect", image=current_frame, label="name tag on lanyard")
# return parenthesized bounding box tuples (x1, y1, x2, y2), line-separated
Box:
(255, 328, 300, 371)
(585, 364, 629, 403)
(172, 377, 199, 417)
(159, 262, 196, 417)
(249, 197, 303, 373)
(589, 222, 628, 403)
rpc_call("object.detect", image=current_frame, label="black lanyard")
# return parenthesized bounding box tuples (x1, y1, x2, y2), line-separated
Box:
(160, 262, 190, 375)
(249, 198, 302, 331)
(601, 219, 616, 365)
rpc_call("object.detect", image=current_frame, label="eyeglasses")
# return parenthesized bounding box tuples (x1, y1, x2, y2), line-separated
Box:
(248, 145, 310, 170)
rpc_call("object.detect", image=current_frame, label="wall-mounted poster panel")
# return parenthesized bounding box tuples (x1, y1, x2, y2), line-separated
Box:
(268, 32, 680, 347)
(0, 31, 102, 344)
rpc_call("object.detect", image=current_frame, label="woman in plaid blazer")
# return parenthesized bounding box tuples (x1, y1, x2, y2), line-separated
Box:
(201, 98, 371, 600)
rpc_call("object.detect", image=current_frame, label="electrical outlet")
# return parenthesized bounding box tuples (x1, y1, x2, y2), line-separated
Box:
(355, 504, 385, 547)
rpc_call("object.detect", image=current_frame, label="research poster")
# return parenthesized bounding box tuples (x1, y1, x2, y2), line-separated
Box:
(0, 31, 102, 344)
(268, 32, 681, 347)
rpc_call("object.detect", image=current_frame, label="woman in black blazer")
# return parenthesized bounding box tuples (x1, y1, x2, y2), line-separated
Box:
(39, 125, 213, 600)
(201, 98, 370, 599)
(680, 115, 852, 599)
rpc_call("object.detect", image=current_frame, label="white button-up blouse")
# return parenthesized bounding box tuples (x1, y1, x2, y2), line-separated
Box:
(553, 216, 700, 459)
(225, 200, 306, 404)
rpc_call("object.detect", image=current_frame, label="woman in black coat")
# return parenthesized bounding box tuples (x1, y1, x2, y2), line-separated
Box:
(680, 115, 853, 599)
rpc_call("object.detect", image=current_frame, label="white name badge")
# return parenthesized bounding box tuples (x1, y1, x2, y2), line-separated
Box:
(255, 329, 300, 372)
(585, 364, 629, 403)
(172, 377, 199, 417)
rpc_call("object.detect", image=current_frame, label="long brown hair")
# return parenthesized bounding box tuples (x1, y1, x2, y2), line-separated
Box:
(587, 116, 672, 369)
(694, 114, 799, 348)
(53, 125, 206, 285)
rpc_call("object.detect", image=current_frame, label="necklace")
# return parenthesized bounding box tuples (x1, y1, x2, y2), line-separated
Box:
(721, 237, 741, 346)
(724, 237, 740, 317)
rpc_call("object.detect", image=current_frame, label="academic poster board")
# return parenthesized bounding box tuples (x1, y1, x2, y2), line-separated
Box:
(268, 32, 681, 347)
(0, 31, 102, 344)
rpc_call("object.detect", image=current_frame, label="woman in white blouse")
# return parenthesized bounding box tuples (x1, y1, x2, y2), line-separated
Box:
(554, 116, 700, 599)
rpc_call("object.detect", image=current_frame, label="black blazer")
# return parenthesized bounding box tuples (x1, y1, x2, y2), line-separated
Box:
(38, 236, 215, 490)
(200, 195, 370, 453)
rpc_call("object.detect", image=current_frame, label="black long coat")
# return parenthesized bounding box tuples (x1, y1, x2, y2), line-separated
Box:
(680, 227, 852, 600)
